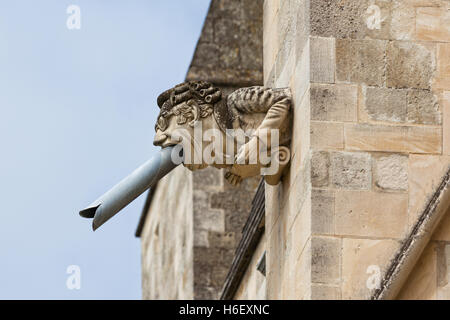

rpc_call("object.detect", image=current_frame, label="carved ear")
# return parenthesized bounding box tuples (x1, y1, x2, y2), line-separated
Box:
(189, 104, 200, 127)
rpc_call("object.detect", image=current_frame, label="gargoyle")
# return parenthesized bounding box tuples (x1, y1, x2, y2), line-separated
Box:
(80, 81, 293, 230)
(153, 81, 292, 185)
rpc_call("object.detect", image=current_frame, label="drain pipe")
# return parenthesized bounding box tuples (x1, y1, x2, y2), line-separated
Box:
(79, 146, 180, 231)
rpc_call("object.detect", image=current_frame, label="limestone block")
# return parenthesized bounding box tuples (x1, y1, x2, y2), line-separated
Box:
(193, 190, 225, 232)
(311, 236, 341, 284)
(336, 39, 386, 86)
(407, 89, 441, 125)
(345, 123, 442, 154)
(433, 209, 450, 242)
(294, 239, 312, 300)
(342, 238, 400, 299)
(311, 284, 341, 300)
(311, 121, 344, 150)
(387, 41, 435, 90)
(434, 44, 450, 91)
(363, 87, 407, 123)
(311, 0, 369, 39)
(311, 151, 330, 188)
(312, 189, 335, 235)
(374, 154, 409, 191)
(397, 242, 437, 299)
(408, 155, 450, 228)
(444, 92, 450, 155)
(311, 83, 358, 122)
(310, 37, 335, 83)
(335, 190, 408, 238)
(295, 0, 310, 64)
(437, 243, 450, 299)
(330, 151, 372, 190)
(416, 7, 450, 42)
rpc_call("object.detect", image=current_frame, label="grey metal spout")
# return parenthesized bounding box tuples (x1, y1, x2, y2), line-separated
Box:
(79, 146, 180, 231)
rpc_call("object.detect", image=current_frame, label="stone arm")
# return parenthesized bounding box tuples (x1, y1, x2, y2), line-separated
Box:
(227, 86, 292, 147)
(225, 87, 292, 185)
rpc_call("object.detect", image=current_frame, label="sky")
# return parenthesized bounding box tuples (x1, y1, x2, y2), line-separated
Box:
(0, 0, 210, 299)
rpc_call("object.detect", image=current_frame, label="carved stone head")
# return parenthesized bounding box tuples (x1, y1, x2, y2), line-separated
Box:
(153, 81, 292, 185)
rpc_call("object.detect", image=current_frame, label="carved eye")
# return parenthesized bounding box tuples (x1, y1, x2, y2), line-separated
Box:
(156, 117, 167, 132)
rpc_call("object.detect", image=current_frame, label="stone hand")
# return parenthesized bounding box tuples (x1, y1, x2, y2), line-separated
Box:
(224, 171, 243, 186)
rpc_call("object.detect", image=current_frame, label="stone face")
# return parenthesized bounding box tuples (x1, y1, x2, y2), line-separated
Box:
(311, 121, 344, 150)
(330, 151, 372, 190)
(311, 189, 334, 235)
(364, 87, 407, 123)
(416, 7, 450, 42)
(311, 83, 358, 122)
(406, 90, 441, 125)
(336, 39, 386, 86)
(345, 123, 442, 154)
(374, 154, 409, 191)
(386, 41, 435, 90)
(311, 236, 341, 284)
(311, 151, 330, 188)
(310, 37, 335, 83)
(335, 190, 408, 238)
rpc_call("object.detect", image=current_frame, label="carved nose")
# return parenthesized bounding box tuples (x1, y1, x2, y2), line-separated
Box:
(153, 133, 168, 147)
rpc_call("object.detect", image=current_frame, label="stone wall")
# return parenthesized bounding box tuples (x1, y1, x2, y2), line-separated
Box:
(263, 0, 312, 299)
(247, 0, 450, 300)
(141, 166, 194, 299)
(309, 0, 449, 299)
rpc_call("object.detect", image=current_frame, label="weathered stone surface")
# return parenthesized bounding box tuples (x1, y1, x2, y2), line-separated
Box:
(330, 151, 372, 190)
(295, 0, 310, 64)
(312, 189, 334, 235)
(311, 83, 358, 122)
(310, 37, 335, 83)
(434, 44, 450, 91)
(408, 155, 450, 228)
(311, 236, 341, 284)
(444, 92, 450, 155)
(210, 0, 243, 20)
(141, 166, 194, 300)
(336, 39, 386, 86)
(311, 122, 344, 150)
(335, 190, 408, 238)
(311, 284, 341, 300)
(397, 242, 437, 300)
(407, 90, 441, 125)
(311, 0, 369, 39)
(311, 151, 330, 188)
(387, 41, 435, 90)
(345, 123, 442, 154)
(416, 7, 450, 42)
(364, 87, 407, 123)
(193, 167, 223, 191)
(242, 0, 263, 21)
(192, 43, 219, 69)
(374, 154, 409, 191)
(342, 238, 400, 300)
(437, 242, 450, 299)
(194, 190, 225, 233)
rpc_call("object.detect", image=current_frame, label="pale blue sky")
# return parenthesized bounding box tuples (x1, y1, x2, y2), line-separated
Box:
(0, 0, 210, 299)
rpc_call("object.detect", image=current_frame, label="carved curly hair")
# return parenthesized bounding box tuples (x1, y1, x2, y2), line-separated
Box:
(155, 81, 222, 132)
